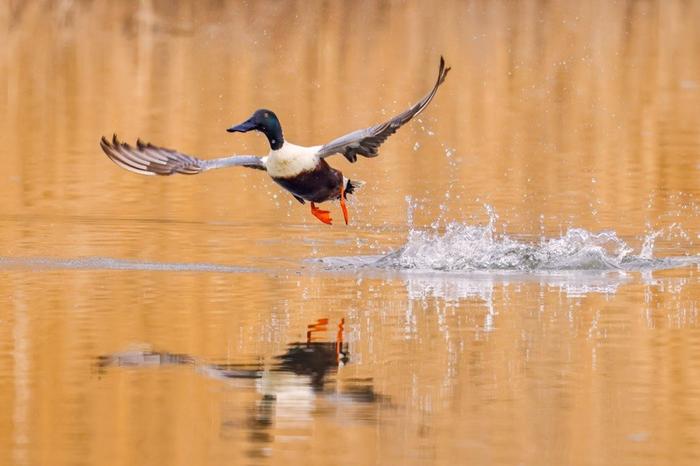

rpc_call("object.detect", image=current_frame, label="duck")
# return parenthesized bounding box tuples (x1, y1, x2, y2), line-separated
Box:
(100, 57, 450, 225)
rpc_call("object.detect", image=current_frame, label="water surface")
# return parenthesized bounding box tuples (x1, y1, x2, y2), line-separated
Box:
(2, 1, 700, 465)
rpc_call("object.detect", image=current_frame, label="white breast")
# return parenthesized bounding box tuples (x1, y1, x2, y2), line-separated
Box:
(263, 142, 322, 178)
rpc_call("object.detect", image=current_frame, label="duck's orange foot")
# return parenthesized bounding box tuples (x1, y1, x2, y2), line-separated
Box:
(311, 202, 333, 225)
(340, 185, 349, 225)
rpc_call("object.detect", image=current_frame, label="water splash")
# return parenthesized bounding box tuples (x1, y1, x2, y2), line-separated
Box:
(374, 208, 699, 272)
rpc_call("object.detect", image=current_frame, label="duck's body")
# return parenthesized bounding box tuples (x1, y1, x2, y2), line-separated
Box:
(265, 142, 339, 202)
(100, 57, 450, 225)
(263, 143, 360, 223)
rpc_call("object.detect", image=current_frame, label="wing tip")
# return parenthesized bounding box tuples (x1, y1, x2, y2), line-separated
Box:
(98, 134, 214, 176)
(437, 55, 450, 86)
(100, 133, 155, 176)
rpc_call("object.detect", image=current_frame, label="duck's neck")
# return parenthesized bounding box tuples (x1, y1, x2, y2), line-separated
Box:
(264, 125, 284, 151)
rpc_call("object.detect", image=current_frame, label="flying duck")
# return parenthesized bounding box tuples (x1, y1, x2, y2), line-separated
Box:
(100, 57, 450, 225)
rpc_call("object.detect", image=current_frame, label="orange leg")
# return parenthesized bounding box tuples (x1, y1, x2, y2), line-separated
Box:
(335, 318, 345, 364)
(340, 185, 349, 225)
(307, 318, 329, 343)
(310, 202, 332, 225)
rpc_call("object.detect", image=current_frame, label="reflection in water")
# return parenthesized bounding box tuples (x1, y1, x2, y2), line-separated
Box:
(97, 318, 383, 458)
(403, 270, 631, 302)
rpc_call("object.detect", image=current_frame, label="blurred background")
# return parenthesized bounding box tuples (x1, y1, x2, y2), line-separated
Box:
(2, 0, 699, 236)
(1, 1, 700, 465)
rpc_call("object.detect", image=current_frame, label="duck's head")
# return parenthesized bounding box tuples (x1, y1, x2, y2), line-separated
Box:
(227, 109, 284, 150)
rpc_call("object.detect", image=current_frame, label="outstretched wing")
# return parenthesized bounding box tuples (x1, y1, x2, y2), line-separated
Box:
(316, 56, 451, 163)
(100, 135, 266, 176)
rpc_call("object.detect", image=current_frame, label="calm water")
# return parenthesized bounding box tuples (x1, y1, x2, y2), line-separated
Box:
(2, 1, 700, 465)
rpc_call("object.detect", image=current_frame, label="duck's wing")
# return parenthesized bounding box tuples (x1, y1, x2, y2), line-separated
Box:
(100, 135, 266, 175)
(316, 56, 450, 163)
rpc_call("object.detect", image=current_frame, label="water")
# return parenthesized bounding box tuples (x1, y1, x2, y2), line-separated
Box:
(2, 1, 700, 465)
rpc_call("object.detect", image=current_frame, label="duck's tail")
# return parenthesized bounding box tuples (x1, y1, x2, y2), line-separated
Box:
(344, 179, 366, 198)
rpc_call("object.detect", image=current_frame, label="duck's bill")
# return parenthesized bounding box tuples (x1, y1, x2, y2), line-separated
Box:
(226, 119, 256, 133)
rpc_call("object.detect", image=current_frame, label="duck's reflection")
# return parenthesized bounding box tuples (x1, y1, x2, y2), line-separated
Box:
(275, 318, 348, 388)
(97, 318, 384, 456)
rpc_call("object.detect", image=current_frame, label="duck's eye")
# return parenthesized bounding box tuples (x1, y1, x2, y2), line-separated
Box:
(264, 112, 270, 119)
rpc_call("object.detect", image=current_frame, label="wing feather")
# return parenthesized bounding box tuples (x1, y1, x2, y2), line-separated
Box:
(317, 56, 450, 162)
(100, 135, 265, 176)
